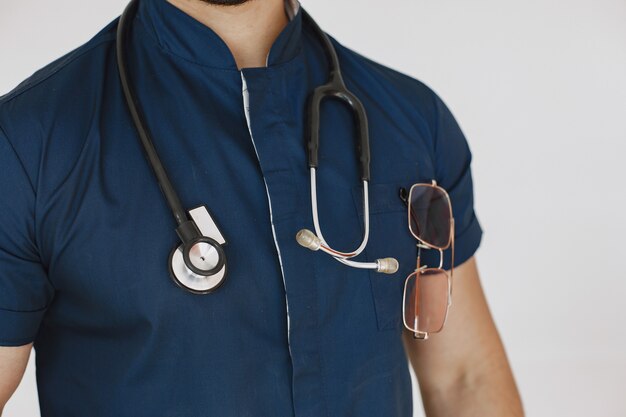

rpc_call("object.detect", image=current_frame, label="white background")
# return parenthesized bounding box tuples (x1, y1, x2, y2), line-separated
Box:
(2, 1, 626, 416)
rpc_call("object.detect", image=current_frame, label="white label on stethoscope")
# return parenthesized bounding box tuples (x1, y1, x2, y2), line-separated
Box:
(188, 206, 226, 245)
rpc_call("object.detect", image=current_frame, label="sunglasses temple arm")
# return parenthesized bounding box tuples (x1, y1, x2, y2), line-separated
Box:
(450, 217, 455, 297)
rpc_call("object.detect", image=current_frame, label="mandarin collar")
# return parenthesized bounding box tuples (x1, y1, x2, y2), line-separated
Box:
(136, 0, 303, 70)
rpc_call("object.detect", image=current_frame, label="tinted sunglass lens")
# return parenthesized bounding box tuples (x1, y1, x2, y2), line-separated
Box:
(409, 185, 451, 248)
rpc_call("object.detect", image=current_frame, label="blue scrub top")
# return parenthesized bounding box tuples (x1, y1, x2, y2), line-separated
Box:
(0, 1, 483, 415)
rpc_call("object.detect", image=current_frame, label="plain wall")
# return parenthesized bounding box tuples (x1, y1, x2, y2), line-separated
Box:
(1, 1, 625, 416)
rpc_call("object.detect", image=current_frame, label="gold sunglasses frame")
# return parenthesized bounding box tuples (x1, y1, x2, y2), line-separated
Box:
(402, 180, 455, 340)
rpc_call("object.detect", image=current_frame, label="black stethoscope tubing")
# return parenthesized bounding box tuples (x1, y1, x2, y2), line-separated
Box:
(117, 0, 188, 227)
(301, 10, 371, 182)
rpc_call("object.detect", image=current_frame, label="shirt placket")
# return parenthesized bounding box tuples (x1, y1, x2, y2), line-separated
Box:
(240, 64, 329, 417)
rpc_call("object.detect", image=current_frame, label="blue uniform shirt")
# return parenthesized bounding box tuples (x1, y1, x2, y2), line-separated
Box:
(0, 0, 483, 415)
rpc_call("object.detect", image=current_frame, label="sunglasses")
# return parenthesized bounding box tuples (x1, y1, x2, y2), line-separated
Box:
(399, 180, 455, 340)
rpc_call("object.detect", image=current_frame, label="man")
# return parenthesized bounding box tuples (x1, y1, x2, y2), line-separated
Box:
(0, 0, 524, 415)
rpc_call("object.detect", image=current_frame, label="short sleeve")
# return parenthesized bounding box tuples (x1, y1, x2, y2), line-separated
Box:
(421, 92, 484, 271)
(0, 125, 55, 346)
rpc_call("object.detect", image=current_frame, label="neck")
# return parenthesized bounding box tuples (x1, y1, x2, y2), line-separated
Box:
(166, 0, 289, 69)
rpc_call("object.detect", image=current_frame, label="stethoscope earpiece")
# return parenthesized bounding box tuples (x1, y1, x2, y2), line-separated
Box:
(295, 229, 322, 251)
(376, 258, 399, 274)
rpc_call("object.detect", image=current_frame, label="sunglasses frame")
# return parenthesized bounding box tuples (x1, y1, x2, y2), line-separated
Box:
(401, 180, 455, 340)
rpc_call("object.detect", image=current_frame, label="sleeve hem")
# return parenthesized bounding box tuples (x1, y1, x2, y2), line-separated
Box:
(0, 336, 36, 347)
(444, 213, 483, 270)
(0, 306, 46, 346)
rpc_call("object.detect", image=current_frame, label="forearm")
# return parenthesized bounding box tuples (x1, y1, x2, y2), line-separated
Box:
(418, 356, 524, 417)
(406, 257, 524, 417)
(0, 343, 33, 413)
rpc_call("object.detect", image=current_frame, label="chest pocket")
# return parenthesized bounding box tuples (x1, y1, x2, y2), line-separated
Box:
(352, 180, 422, 331)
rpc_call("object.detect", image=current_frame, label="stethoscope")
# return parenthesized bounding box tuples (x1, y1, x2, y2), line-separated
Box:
(116, 0, 398, 295)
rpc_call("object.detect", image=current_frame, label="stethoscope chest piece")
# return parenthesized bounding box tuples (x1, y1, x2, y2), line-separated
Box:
(168, 206, 228, 294)
(169, 242, 226, 294)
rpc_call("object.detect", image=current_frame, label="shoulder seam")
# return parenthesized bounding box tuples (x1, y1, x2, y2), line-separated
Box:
(0, 33, 116, 105)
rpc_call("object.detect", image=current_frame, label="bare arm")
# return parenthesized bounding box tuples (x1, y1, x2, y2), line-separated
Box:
(0, 342, 32, 414)
(404, 256, 524, 417)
